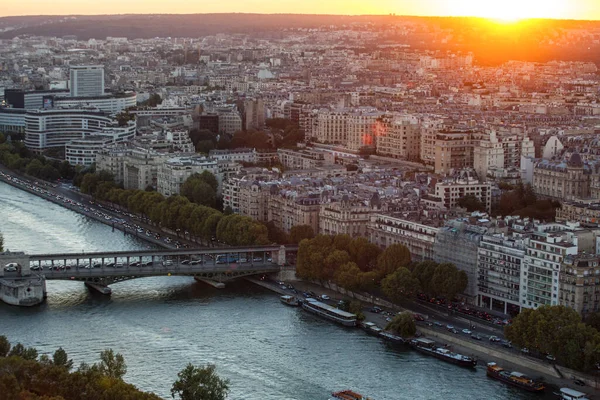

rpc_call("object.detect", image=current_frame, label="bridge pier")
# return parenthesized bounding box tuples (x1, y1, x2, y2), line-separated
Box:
(276, 245, 286, 266)
(194, 277, 225, 289)
(84, 282, 112, 295)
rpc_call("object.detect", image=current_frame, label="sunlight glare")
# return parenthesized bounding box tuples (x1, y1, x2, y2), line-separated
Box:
(450, 0, 569, 22)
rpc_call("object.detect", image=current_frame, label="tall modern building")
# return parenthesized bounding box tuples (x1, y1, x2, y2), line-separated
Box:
(70, 65, 105, 97)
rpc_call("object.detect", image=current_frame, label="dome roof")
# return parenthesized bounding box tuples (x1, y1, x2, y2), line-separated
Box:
(568, 152, 583, 168)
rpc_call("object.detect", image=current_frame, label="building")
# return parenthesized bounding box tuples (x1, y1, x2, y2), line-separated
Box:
(157, 155, 219, 197)
(368, 213, 440, 261)
(375, 115, 421, 161)
(556, 202, 600, 224)
(4, 89, 69, 110)
(277, 148, 335, 170)
(70, 65, 105, 98)
(53, 92, 137, 114)
(0, 108, 27, 134)
(315, 110, 348, 145)
(434, 171, 492, 212)
(521, 227, 578, 309)
(434, 219, 488, 302)
(346, 111, 380, 152)
(243, 98, 265, 131)
(65, 121, 136, 166)
(197, 113, 219, 134)
(434, 130, 476, 175)
(319, 195, 380, 237)
(24, 108, 115, 152)
(268, 191, 320, 234)
(217, 109, 242, 135)
(532, 153, 592, 202)
(209, 148, 257, 164)
(559, 254, 600, 318)
(477, 233, 526, 315)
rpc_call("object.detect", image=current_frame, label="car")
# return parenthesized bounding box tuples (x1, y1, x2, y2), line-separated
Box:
(546, 354, 556, 361)
(143, 261, 153, 267)
(3, 266, 17, 272)
(462, 329, 472, 335)
(433, 321, 443, 327)
(501, 341, 513, 349)
(181, 260, 190, 265)
(521, 347, 530, 354)
(129, 261, 140, 267)
(280, 285, 288, 290)
(573, 379, 585, 386)
(471, 334, 482, 340)
(163, 260, 173, 266)
(489, 336, 501, 342)
(190, 260, 202, 265)
(446, 324, 454, 330)
(371, 306, 383, 313)
(30, 265, 41, 271)
(105, 262, 115, 268)
(320, 294, 330, 301)
(450, 328, 458, 334)
(413, 314, 425, 321)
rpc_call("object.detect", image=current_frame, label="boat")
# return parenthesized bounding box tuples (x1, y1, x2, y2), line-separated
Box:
(330, 390, 372, 400)
(361, 322, 383, 336)
(409, 338, 477, 368)
(302, 298, 357, 327)
(558, 388, 589, 400)
(280, 295, 299, 307)
(378, 331, 405, 344)
(486, 362, 544, 392)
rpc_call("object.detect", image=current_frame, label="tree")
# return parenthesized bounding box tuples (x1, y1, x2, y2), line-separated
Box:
(334, 262, 363, 292)
(411, 261, 438, 294)
(348, 300, 365, 321)
(97, 349, 127, 380)
(171, 363, 230, 400)
(8, 343, 38, 360)
(0, 335, 10, 357)
(381, 267, 421, 303)
(289, 225, 315, 244)
(181, 175, 217, 208)
(431, 263, 468, 300)
(349, 237, 381, 272)
(53, 347, 73, 370)
(386, 313, 417, 338)
(457, 194, 485, 212)
(377, 244, 412, 277)
(265, 221, 289, 244)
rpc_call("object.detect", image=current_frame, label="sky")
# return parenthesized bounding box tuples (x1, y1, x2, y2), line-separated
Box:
(1, 0, 600, 20)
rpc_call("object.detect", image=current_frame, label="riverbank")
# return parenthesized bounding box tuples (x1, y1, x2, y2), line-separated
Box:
(250, 277, 599, 398)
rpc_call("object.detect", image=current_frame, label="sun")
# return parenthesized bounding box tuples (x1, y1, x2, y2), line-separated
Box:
(448, 0, 569, 21)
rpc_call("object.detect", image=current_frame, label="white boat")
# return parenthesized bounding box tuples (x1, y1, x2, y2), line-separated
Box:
(302, 298, 356, 326)
(280, 295, 299, 307)
(558, 388, 589, 400)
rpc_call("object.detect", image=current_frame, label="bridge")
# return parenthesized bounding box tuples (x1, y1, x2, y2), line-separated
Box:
(0, 245, 298, 304)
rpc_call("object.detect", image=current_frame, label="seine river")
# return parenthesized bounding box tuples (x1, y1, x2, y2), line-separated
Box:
(0, 181, 555, 400)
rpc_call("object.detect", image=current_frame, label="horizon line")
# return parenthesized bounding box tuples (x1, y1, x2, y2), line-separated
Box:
(0, 12, 598, 22)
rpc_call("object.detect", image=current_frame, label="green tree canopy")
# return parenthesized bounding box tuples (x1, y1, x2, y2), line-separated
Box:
(386, 313, 417, 338)
(377, 244, 412, 277)
(180, 172, 217, 208)
(53, 347, 73, 371)
(381, 267, 421, 303)
(97, 349, 127, 380)
(171, 363, 230, 400)
(289, 224, 315, 244)
(457, 194, 486, 212)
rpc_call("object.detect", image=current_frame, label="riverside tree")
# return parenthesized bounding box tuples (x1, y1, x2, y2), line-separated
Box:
(171, 363, 230, 400)
(386, 313, 417, 338)
(381, 267, 421, 303)
(376, 244, 412, 277)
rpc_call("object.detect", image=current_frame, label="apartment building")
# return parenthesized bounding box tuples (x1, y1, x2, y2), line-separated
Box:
(277, 148, 335, 170)
(420, 117, 444, 165)
(346, 112, 380, 152)
(556, 202, 600, 224)
(268, 193, 320, 234)
(375, 116, 421, 161)
(559, 254, 600, 317)
(477, 234, 526, 315)
(368, 213, 440, 261)
(434, 130, 476, 175)
(434, 171, 492, 212)
(319, 195, 378, 237)
(532, 153, 590, 201)
(157, 155, 219, 197)
(315, 110, 348, 144)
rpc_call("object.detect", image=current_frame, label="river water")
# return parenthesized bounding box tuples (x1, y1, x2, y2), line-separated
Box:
(0, 181, 555, 400)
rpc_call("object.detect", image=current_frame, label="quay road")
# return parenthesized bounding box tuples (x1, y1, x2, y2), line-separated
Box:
(0, 168, 191, 250)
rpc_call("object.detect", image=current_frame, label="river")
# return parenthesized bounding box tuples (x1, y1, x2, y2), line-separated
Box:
(0, 181, 556, 400)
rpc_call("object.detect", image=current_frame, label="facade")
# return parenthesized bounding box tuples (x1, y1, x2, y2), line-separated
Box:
(197, 114, 219, 134)
(315, 110, 348, 144)
(24, 108, 114, 151)
(521, 228, 578, 309)
(243, 98, 265, 130)
(559, 254, 600, 317)
(65, 122, 136, 166)
(368, 214, 439, 261)
(556, 202, 600, 224)
(4, 89, 69, 110)
(209, 148, 257, 164)
(477, 234, 526, 315)
(434, 172, 492, 212)
(70, 65, 105, 98)
(318, 196, 376, 238)
(420, 117, 444, 165)
(157, 155, 219, 197)
(54, 92, 137, 114)
(277, 148, 335, 170)
(0, 108, 26, 134)
(473, 132, 504, 180)
(346, 112, 380, 152)
(532, 154, 590, 201)
(375, 116, 421, 161)
(434, 130, 476, 175)
(217, 109, 242, 135)
(434, 220, 488, 301)
(268, 193, 320, 234)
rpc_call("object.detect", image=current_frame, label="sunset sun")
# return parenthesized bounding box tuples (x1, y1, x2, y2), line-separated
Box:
(449, 0, 569, 22)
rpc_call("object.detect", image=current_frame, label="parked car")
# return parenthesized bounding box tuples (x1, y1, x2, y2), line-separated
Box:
(546, 354, 556, 361)
(371, 306, 383, 313)
(446, 324, 454, 330)
(521, 347, 530, 354)
(462, 329, 472, 335)
(413, 314, 425, 321)
(434, 321, 443, 327)
(471, 334, 482, 340)
(320, 294, 330, 301)
(489, 336, 501, 342)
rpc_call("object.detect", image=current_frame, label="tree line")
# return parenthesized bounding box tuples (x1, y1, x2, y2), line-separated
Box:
(297, 235, 468, 302)
(79, 171, 270, 247)
(505, 306, 600, 373)
(0, 137, 80, 182)
(0, 336, 229, 400)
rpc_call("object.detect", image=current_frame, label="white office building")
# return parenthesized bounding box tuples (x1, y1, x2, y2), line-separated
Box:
(70, 65, 105, 98)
